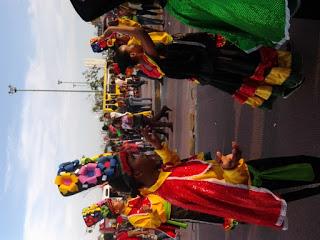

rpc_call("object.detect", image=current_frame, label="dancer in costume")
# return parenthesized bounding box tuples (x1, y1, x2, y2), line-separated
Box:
(83, 199, 180, 239)
(110, 26, 303, 108)
(77, 141, 285, 231)
(55, 139, 320, 229)
(82, 194, 222, 234)
(116, 137, 288, 229)
(114, 130, 320, 229)
(56, 146, 319, 229)
(90, 17, 172, 53)
(70, 0, 318, 52)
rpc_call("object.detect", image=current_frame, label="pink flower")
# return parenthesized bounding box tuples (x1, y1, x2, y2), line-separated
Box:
(78, 163, 102, 185)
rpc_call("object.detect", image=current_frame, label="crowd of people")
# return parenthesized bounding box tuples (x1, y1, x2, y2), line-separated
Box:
(53, 1, 320, 239)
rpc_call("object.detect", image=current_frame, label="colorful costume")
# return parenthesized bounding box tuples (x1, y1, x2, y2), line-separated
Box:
(135, 33, 301, 108)
(54, 153, 137, 196)
(165, 0, 297, 52)
(91, 18, 172, 53)
(134, 144, 288, 229)
(70, 0, 300, 52)
(82, 199, 117, 227)
(124, 194, 170, 229)
(56, 149, 320, 230)
(82, 196, 179, 239)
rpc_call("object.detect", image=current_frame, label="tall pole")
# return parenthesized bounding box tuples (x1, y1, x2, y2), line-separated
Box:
(57, 80, 90, 85)
(8, 85, 101, 95)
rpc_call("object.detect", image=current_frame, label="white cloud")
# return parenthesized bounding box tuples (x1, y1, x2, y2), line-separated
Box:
(4, 126, 19, 195)
(4, 137, 13, 193)
(12, 0, 106, 239)
(3, 161, 12, 193)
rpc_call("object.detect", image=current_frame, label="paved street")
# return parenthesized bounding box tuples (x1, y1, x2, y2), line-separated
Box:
(154, 16, 320, 240)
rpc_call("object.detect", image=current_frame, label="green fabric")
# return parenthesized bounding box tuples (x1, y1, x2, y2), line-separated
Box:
(163, 201, 171, 220)
(167, 220, 188, 229)
(164, 201, 188, 229)
(165, 0, 289, 52)
(248, 163, 315, 187)
(116, 129, 122, 137)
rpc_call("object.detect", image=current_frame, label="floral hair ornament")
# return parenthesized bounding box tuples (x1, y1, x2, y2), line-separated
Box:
(56, 152, 138, 197)
(78, 163, 102, 185)
(57, 160, 80, 174)
(54, 172, 79, 196)
(90, 32, 117, 53)
(82, 199, 118, 227)
(55, 154, 120, 196)
(82, 203, 103, 227)
(97, 155, 118, 178)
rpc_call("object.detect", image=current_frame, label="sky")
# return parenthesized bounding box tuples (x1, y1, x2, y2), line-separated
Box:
(0, 1, 106, 239)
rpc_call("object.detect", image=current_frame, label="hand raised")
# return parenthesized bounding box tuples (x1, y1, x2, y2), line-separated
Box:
(216, 141, 242, 169)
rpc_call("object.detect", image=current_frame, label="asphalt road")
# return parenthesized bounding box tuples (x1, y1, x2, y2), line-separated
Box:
(156, 16, 320, 240)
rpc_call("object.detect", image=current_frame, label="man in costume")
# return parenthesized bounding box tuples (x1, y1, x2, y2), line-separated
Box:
(109, 25, 303, 109)
(55, 130, 320, 228)
(83, 198, 181, 239)
(70, 0, 320, 52)
(117, 131, 288, 229)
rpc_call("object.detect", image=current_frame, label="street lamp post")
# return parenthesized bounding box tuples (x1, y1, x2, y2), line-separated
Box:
(57, 80, 90, 84)
(57, 80, 91, 87)
(8, 85, 102, 95)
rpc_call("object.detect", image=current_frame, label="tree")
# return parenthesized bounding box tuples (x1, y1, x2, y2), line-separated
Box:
(82, 65, 104, 91)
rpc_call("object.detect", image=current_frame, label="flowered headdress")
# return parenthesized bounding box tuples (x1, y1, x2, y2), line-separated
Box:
(55, 152, 139, 197)
(82, 199, 119, 227)
(55, 154, 121, 196)
(90, 32, 118, 53)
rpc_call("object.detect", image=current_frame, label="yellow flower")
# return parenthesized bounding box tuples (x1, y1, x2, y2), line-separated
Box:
(82, 204, 100, 216)
(54, 172, 79, 195)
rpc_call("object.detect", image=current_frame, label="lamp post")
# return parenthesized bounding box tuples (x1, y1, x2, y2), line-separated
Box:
(8, 84, 102, 95)
(57, 80, 91, 88)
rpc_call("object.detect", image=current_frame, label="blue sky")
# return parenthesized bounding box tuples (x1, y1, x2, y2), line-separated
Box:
(0, 1, 105, 239)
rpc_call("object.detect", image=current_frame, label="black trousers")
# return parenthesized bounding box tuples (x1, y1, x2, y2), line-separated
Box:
(248, 155, 320, 202)
(171, 205, 224, 224)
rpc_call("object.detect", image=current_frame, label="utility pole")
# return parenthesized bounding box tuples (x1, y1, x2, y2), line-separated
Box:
(8, 85, 102, 95)
(57, 80, 91, 88)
